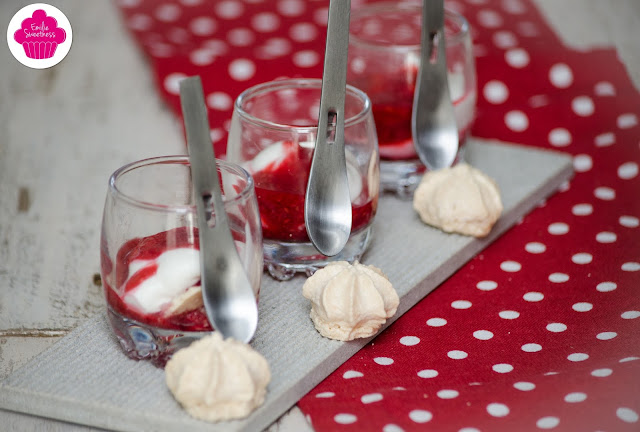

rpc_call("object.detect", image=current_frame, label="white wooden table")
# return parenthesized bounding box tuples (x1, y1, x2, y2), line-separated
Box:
(1, 0, 638, 430)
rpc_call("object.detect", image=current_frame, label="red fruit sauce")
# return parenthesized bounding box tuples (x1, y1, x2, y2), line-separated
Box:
(251, 141, 377, 242)
(351, 63, 470, 161)
(102, 226, 213, 332)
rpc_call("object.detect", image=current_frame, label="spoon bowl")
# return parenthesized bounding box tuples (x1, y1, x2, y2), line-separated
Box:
(412, 0, 459, 171)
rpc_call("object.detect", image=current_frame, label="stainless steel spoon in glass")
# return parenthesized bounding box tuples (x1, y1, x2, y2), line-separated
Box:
(412, 0, 459, 171)
(179, 76, 258, 344)
(304, 0, 353, 257)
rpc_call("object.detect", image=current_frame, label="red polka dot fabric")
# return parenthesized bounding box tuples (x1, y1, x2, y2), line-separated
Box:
(115, 0, 640, 430)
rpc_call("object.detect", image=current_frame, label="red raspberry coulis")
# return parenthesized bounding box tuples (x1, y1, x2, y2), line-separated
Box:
(251, 141, 377, 242)
(103, 226, 212, 331)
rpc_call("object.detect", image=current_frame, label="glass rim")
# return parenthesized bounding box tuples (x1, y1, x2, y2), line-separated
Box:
(233, 78, 372, 133)
(108, 155, 255, 213)
(349, 3, 470, 51)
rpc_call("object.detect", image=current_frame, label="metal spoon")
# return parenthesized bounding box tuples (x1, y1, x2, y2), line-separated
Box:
(179, 76, 258, 343)
(412, 0, 459, 171)
(304, 0, 352, 257)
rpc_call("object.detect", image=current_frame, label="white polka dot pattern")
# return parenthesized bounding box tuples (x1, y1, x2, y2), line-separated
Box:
(452, 300, 472, 309)
(409, 410, 433, 423)
(437, 389, 460, 399)
(505, 110, 529, 131)
(616, 407, 639, 423)
(548, 273, 568, 283)
(473, 330, 494, 340)
(476, 280, 498, 290)
(448, 350, 469, 359)
(334, 413, 357, 424)
(548, 222, 569, 235)
(499, 310, 520, 319)
(617, 113, 638, 129)
(399, 336, 420, 346)
(549, 63, 573, 88)
(163, 72, 187, 95)
(228, 58, 256, 81)
(514, 381, 535, 391)
(524, 292, 544, 302)
(522, 343, 542, 352)
(427, 317, 447, 327)
(573, 154, 593, 172)
(492, 363, 514, 373)
(484, 80, 509, 104)
(505, 48, 530, 68)
(417, 369, 438, 378)
(548, 127, 571, 147)
(500, 260, 521, 272)
(486, 403, 510, 417)
(567, 353, 589, 362)
(564, 392, 587, 403)
(536, 416, 560, 429)
(361, 393, 383, 404)
(546, 323, 567, 332)
(591, 368, 612, 377)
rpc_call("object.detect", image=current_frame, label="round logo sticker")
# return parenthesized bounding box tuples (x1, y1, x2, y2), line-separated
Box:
(6, 3, 73, 69)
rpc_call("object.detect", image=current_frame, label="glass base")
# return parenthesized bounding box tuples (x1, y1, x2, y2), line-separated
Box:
(106, 306, 210, 368)
(263, 225, 374, 281)
(380, 159, 426, 199)
(380, 145, 467, 199)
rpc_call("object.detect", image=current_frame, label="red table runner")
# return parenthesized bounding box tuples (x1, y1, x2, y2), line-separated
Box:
(116, 0, 640, 430)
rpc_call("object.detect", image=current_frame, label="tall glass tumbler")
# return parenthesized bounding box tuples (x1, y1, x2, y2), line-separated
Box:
(348, 2, 477, 197)
(227, 79, 380, 281)
(100, 156, 262, 367)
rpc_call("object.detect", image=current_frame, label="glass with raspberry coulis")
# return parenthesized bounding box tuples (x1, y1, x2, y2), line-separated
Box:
(100, 156, 262, 366)
(348, 2, 477, 197)
(227, 78, 380, 281)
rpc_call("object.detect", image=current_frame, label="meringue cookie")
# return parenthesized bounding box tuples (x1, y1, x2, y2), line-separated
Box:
(413, 163, 503, 237)
(165, 333, 270, 422)
(302, 261, 399, 341)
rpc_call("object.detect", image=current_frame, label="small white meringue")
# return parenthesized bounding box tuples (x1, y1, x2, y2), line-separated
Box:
(302, 261, 399, 341)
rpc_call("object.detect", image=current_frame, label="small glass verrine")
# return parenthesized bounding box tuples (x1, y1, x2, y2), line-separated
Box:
(100, 156, 262, 367)
(348, 2, 477, 197)
(227, 78, 380, 281)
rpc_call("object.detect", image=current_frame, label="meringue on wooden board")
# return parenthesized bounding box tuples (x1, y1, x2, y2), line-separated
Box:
(412, 163, 503, 237)
(302, 261, 399, 341)
(165, 333, 271, 423)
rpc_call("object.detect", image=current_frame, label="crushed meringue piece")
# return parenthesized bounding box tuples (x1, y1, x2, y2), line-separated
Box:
(163, 285, 203, 317)
(302, 261, 399, 341)
(165, 333, 270, 422)
(413, 163, 503, 237)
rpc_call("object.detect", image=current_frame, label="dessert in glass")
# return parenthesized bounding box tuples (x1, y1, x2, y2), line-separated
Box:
(226, 78, 380, 281)
(348, 2, 477, 197)
(100, 156, 262, 366)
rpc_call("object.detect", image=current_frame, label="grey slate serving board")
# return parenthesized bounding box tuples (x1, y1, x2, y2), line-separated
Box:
(0, 139, 573, 432)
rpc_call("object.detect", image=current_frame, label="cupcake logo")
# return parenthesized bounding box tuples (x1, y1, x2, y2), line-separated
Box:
(7, 3, 72, 69)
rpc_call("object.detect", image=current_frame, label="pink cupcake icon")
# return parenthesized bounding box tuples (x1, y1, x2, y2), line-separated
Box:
(14, 9, 66, 59)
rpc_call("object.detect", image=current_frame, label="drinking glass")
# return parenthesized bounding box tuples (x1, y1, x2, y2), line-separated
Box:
(227, 78, 379, 281)
(348, 2, 477, 197)
(100, 156, 262, 367)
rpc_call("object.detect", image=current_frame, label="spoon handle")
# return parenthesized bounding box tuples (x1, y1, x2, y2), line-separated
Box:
(181, 77, 230, 238)
(180, 76, 257, 343)
(412, 0, 459, 171)
(304, 0, 352, 257)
